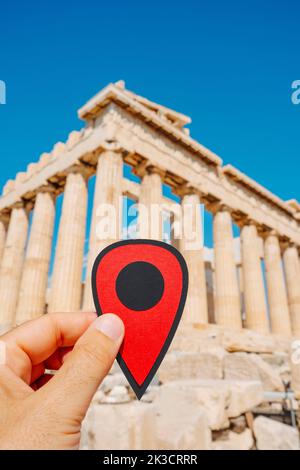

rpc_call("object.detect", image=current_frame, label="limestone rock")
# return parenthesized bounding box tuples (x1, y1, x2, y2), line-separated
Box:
(172, 324, 290, 355)
(155, 380, 229, 431)
(260, 352, 291, 383)
(278, 365, 291, 383)
(104, 386, 131, 404)
(159, 347, 226, 382)
(140, 385, 160, 403)
(92, 390, 106, 404)
(248, 354, 284, 392)
(271, 402, 283, 412)
(223, 328, 276, 353)
(253, 416, 300, 450)
(260, 352, 289, 368)
(224, 353, 261, 382)
(156, 384, 211, 449)
(100, 373, 128, 393)
(155, 379, 263, 431)
(175, 412, 211, 451)
(224, 352, 284, 391)
(272, 335, 292, 354)
(284, 398, 299, 411)
(291, 360, 300, 399)
(85, 402, 156, 450)
(212, 429, 253, 450)
(172, 324, 223, 352)
(226, 380, 264, 418)
(80, 404, 96, 449)
(230, 416, 247, 434)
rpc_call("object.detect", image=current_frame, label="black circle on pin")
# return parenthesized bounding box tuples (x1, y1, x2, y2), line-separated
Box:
(116, 261, 164, 311)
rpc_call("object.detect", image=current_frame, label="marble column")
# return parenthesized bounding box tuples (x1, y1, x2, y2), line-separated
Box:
(0, 219, 7, 267)
(179, 192, 208, 324)
(264, 232, 291, 336)
(241, 223, 269, 333)
(138, 167, 163, 240)
(83, 150, 123, 310)
(16, 190, 56, 324)
(0, 205, 28, 333)
(283, 244, 300, 337)
(213, 207, 242, 329)
(49, 170, 88, 313)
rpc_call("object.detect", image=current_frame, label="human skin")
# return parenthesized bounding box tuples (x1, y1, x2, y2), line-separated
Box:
(0, 312, 124, 450)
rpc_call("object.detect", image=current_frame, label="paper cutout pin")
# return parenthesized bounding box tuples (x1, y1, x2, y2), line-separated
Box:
(92, 239, 188, 399)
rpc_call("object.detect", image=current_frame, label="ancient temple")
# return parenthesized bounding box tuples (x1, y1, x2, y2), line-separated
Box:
(0, 81, 300, 449)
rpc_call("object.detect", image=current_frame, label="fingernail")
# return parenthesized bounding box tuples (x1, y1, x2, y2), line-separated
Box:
(93, 314, 124, 341)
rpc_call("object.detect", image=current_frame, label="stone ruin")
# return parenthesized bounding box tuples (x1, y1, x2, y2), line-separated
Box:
(0, 81, 300, 450)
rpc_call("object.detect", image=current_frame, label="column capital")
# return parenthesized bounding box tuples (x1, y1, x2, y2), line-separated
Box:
(175, 183, 199, 198)
(46, 165, 91, 206)
(65, 162, 94, 181)
(260, 227, 278, 240)
(208, 201, 232, 215)
(10, 199, 32, 213)
(0, 212, 10, 228)
(100, 140, 123, 153)
(134, 161, 166, 180)
(147, 165, 165, 177)
(38, 183, 58, 198)
(281, 239, 297, 252)
(240, 219, 266, 235)
(240, 217, 255, 227)
(261, 230, 290, 252)
(230, 209, 250, 227)
(11, 199, 26, 210)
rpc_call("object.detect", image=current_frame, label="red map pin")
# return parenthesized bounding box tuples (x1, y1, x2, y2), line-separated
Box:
(92, 239, 188, 399)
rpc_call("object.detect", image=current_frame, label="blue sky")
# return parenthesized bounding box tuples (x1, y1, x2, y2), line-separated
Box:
(0, 0, 299, 251)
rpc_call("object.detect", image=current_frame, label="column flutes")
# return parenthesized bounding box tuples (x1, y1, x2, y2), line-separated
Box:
(0, 204, 28, 333)
(283, 244, 300, 337)
(213, 206, 242, 329)
(0, 219, 7, 267)
(83, 150, 123, 310)
(264, 232, 291, 336)
(16, 189, 56, 324)
(138, 167, 163, 240)
(179, 191, 208, 324)
(49, 170, 88, 313)
(241, 223, 269, 333)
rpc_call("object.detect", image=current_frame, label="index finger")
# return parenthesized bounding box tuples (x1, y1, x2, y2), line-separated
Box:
(1, 312, 97, 381)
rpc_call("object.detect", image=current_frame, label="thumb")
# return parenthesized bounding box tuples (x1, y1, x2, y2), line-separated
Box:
(40, 314, 124, 420)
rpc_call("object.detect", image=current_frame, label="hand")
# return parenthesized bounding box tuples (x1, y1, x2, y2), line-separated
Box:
(0, 312, 124, 450)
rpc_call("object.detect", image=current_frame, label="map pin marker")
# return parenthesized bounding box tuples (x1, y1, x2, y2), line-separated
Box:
(92, 239, 188, 399)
